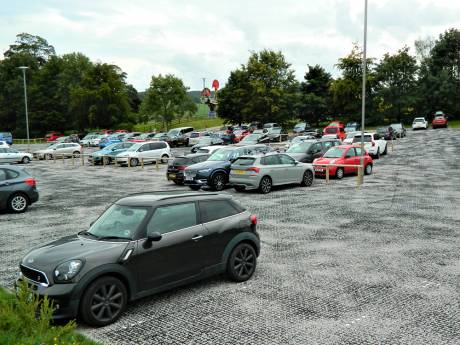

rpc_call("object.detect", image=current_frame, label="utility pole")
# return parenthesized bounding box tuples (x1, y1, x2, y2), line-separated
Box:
(202, 77, 206, 89)
(359, 0, 368, 185)
(18, 66, 30, 152)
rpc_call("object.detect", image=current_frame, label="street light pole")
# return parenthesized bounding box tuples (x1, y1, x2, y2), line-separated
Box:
(359, 0, 368, 185)
(18, 66, 30, 152)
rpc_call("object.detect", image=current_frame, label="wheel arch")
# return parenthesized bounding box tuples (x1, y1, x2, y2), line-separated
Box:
(8, 191, 31, 206)
(221, 232, 261, 267)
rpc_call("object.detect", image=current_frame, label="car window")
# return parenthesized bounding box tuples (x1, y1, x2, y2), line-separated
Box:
(233, 157, 256, 166)
(261, 155, 280, 165)
(323, 141, 333, 150)
(312, 143, 322, 153)
(199, 200, 240, 223)
(0, 169, 6, 181)
(279, 154, 295, 165)
(147, 202, 197, 235)
(355, 147, 363, 156)
(149, 142, 162, 150)
(346, 148, 357, 157)
(3, 169, 20, 180)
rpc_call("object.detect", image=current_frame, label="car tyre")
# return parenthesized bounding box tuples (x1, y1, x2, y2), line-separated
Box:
(259, 176, 272, 194)
(73, 151, 80, 158)
(80, 276, 127, 327)
(21, 156, 31, 164)
(336, 168, 344, 179)
(383, 144, 388, 155)
(8, 193, 29, 213)
(212, 173, 226, 191)
(301, 170, 314, 187)
(234, 185, 246, 192)
(45, 153, 53, 160)
(374, 149, 380, 159)
(161, 154, 169, 164)
(226, 243, 257, 282)
(188, 185, 201, 191)
(103, 156, 110, 165)
(365, 164, 373, 175)
(130, 158, 139, 167)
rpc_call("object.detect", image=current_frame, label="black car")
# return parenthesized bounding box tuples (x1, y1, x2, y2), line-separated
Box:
(285, 139, 341, 163)
(165, 127, 194, 147)
(17, 192, 260, 326)
(376, 126, 396, 140)
(0, 165, 39, 213)
(167, 153, 210, 184)
(184, 145, 272, 191)
(390, 123, 406, 138)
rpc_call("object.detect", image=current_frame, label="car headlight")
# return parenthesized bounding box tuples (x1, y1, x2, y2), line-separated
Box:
(199, 168, 212, 173)
(54, 260, 83, 282)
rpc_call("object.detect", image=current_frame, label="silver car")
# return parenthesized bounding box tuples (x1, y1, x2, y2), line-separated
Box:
(34, 143, 82, 160)
(0, 148, 33, 164)
(229, 153, 314, 193)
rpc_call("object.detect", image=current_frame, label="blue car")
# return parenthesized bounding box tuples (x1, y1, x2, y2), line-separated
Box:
(89, 142, 134, 165)
(0, 132, 13, 145)
(98, 134, 125, 149)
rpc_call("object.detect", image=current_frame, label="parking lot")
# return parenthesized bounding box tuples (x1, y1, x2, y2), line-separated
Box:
(1, 129, 459, 344)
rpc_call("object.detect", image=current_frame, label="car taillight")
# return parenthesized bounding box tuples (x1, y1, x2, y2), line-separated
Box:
(371, 141, 375, 146)
(177, 165, 186, 170)
(250, 215, 257, 226)
(246, 167, 260, 173)
(24, 178, 36, 187)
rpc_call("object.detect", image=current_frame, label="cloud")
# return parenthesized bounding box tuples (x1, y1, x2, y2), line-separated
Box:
(1, 0, 459, 91)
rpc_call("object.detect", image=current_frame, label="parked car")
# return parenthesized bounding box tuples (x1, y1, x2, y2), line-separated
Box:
(432, 111, 448, 129)
(344, 122, 361, 133)
(284, 135, 317, 149)
(88, 142, 134, 165)
(230, 153, 314, 194)
(188, 131, 211, 146)
(34, 143, 82, 160)
(343, 131, 360, 145)
(235, 133, 270, 146)
(99, 133, 125, 149)
(152, 132, 168, 141)
(0, 132, 13, 145)
(376, 126, 396, 140)
(313, 145, 373, 179)
(0, 165, 38, 213)
(233, 129, 250, 143)
(165, 127, 194, 147)
(127, 133, 156, 143)
(89, 134, 108, 147)
(352, 133, 387, 158)
(45, 131, 63, 142)
(194, 145, 226, 155)
(184, 145, 271, 191)
(116, 141, 171, 167)
(191, 136, 224, 153)
(0, 148, 33, 164)
(323, 125, 346, 140)
(390, 123, 406, 138)
(16, 192, 259, 326)
(293, 122, 312, 134)
(80, 135, 99, 146)
(412, 117, 428, 130)
(167, 153, 210, 185)
(285, 138, 341, 163)
(263, 123, 282, 134)
(0, 141, 9, 148)
(248, 122, 263, 132)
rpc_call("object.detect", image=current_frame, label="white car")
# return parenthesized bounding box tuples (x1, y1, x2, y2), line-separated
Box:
(116, 141, 171, 167)
(343, 131, 360, 145)
(34, 143, 82, 160)
(89, 134, 108, 147)
(412, 117, 428, 130)
(352, 132, 388, 158)
(0, 141, 10, 148)
(188, 131, 211, 146)
(0, 148, 33, 164)
(80, 135, 99, 146)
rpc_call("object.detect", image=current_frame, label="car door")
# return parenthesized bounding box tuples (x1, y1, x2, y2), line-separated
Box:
(260, 155, 283, 185)
(278, 154, 301, 183)
(5, 148, 21, 163)
(0, 168, 21, 207)
(343, 148, 358, 173)
(0, 148, 8, 163)
(311, 142, 323, 161)
(132, 202, 209, 291)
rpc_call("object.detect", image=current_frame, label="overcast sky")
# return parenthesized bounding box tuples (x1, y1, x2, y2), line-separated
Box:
(1, 0, 459, 91)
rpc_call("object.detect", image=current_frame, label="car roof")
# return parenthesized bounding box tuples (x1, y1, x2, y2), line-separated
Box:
(116, 192, 231, 207)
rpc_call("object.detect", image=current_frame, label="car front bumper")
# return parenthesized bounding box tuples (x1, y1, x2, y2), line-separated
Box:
(313, 165, 338, 176)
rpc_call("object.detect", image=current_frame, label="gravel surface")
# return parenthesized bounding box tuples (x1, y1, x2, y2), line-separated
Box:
(1, 129, 459, 344)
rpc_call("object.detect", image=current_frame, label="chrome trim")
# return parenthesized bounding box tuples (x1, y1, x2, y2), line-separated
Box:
(20, 264, 50, 287)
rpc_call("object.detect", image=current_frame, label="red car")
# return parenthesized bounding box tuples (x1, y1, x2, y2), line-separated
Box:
(115, 129, 128, 133)
(432, 112, 448, 129)
(313, 145, 373, 179)
(234, 129, 250, 143)
(45, 131, 63, 142)
(323, 125, 346, 140)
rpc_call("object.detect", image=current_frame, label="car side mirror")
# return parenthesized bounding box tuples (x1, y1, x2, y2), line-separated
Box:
(147, 232, 162, 242)
(294, 161, 299, 165)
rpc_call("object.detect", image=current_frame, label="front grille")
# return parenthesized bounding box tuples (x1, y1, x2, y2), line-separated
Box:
(184, 170, 197, 177)
(20, 264, 49, 286)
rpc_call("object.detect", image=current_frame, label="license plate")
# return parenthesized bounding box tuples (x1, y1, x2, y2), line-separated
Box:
(185, 176, 194, 181)
(168, 173, 176, 179)
(233, 169, 245, 175)
(314, 168, 324, 172)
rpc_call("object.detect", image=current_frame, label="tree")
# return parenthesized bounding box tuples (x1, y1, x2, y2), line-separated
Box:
(298, 65, 332, 126)
(218, 50, 299, 125)
(374, 47, 418, 123)
(125, 84, 141, 113)
(4, 33, 55, 65)
(141, 74, 195, 130)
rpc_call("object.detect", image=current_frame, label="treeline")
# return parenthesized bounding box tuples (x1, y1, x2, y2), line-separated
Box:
(219, 28, 460, 126)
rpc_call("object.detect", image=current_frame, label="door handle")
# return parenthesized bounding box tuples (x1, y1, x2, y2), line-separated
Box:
(192, 235, 203, 241)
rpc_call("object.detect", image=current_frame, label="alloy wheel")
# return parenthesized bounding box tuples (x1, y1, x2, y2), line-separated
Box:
(21, 156, 30, 164)
(89, 283, 124, 324)
(130, 158, 138, 167)
(336, 168, 344, 179)
(365, 164, 373, 175)
(260, 177, 272, 194)
(213, 174, 225, 191)
(302, 170, 313, 187)
(232, 245, 256, 280)
(10, 195, 27, 212)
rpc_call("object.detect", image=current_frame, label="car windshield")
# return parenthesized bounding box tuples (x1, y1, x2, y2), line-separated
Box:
(233, 157, 256, 166)
(208, 149, 235, 161)
(242, 134, 259, 141)
(391, 124, 402, 129)
(325, 127, 338, 134)
(168, 129, 179, 136)
(435, 116, 445, 119)
(198, 137, 212, 144)
(154, 133, 165, 138)
(294, 123, 306, 129)
(353, 135, 372, 143)
(87, 204, 149, 240)
(287, 142, 313, 153)
(323, 147, 346, 158)
(126, 143, 143, 151)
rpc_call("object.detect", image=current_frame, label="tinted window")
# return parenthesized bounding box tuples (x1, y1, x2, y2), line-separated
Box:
(233, 157, 256, 166)
(325, 127, 338, 134)
(194, 155, 208, 163)
(4, 169, 19, 180)
(0, 169, 6, 181)
(261, 155, 280, 165)
(312, 143, 322, 153)
(323, 141, 333, 150)
(346, 148, 357, 157)
(147, 203, 197, 235)
(199, 200, 239, 223)
(355, 147, 363, 156)
(149, 142, 165, 150)
(172, 157, 191, 165)
(279, 154, 295, 165)
(353, 135, 372, 143)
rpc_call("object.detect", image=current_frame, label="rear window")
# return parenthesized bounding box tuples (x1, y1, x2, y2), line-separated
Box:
(233, 157, 256, 166)
(190, 132, 200, 138)
(199, 200, 240, 223)
(353, 135, 372, 143)
(325, 127, 338, 134)
(323, 147, 346, 158)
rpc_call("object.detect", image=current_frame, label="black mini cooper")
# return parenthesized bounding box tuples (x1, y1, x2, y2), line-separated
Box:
(17, 192, 260, 326)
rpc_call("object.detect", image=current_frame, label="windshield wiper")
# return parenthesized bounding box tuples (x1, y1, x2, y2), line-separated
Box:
(96, 235, 131, 241)
(78, 230, 99, 239)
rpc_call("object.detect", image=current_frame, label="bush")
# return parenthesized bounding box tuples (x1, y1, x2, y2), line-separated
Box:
(0, 282, 98, 345)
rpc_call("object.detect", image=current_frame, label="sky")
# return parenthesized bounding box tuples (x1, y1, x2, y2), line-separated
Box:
(1, 0, 459, 92)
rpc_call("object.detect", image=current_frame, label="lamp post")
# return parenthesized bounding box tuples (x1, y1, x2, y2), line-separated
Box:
(18, 66, 30, 152)
(359, 0, 368, 185)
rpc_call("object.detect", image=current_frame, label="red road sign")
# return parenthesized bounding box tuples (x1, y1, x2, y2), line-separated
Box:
(212, 79, 219, 90)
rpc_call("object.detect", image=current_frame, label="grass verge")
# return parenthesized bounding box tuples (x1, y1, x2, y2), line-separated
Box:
(0, 283, 98, 345)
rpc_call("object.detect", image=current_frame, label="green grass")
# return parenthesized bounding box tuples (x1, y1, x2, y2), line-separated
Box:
(0, 284, 99, 345)
(448, 120, 460, 128)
